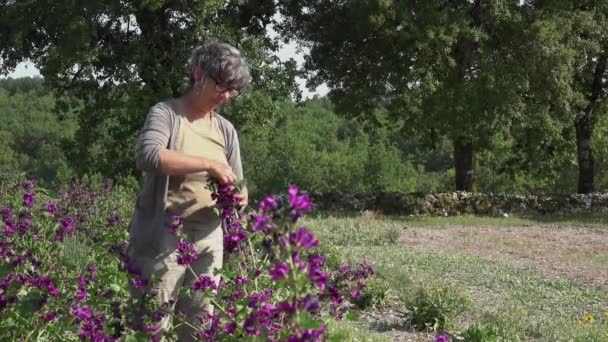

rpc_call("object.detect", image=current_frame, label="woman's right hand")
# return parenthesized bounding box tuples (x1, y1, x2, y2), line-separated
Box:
(207, 160, 236, 185)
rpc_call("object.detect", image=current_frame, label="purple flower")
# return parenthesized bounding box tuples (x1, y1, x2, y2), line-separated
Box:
(61, 217, 74, 230)
(192, 275, 217, 291)
(301, 295, 320, 313)
(1, 205, 11, 220)
(31, 276, 60, 297)
(4, 219, 16, 237)
(288, 185, 313, 212)
(143, 325, 159, 333)
(40, 311, 59, 322)
(75, 287, 88, 301)
(289, 228, 319, 249)
(223, 322, 237, 334)
(23, 192, 36, 208)
(435, 335, 450, 342)
(43, 202, 57, 215)
(168, 216, 182, 235)
(350, 289, 361, 299)
(308, 269, 329, 290)
(269, 262, 290, 281)
(224, 231, 248, 254)
(309, 254, 326, 268)
(107, 214, 121, 227)
(17, 219, 31, 235)
(235, 276, 249, 286)
(250, 214, 275, 234)
(243, 316, 261, 336)
(300, 325, 325, 340)
(20, 180, 36, 190)
(78, 276, 89, 287)
(248, 290, 272, 309)
(176, 240, 197, 266)
(276, 300, 296, 315)
(56, 217, 75, 241)
(72, 305, 93, 320)
(260, 196, 277, 212)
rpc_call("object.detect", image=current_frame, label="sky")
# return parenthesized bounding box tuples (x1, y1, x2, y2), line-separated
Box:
(3, 38, 329, 99)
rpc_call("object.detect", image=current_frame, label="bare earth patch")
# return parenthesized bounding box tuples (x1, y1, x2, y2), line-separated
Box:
(400, 224, 608, 290)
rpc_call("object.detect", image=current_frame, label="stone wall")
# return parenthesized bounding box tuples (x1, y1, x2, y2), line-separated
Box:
(301, 192, 608, 216)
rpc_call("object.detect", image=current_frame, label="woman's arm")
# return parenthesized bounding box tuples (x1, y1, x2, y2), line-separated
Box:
(158, 148, 236, 184)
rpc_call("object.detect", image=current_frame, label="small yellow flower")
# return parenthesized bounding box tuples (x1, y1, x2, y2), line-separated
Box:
(579, 314, 595, 328)
(436, 288, 443, 293)
(604, 311, 608, 318)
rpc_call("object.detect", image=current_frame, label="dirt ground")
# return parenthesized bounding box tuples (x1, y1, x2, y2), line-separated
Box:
(400, 224, 608, 290)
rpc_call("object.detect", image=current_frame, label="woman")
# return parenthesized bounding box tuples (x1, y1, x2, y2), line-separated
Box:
(127, 40, 249, 341)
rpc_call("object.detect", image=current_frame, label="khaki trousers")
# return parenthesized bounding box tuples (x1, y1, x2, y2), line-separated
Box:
(129, 220, 223, 341)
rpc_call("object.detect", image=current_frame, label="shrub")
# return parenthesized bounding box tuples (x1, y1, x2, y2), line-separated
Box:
(406, 285, 470, 332)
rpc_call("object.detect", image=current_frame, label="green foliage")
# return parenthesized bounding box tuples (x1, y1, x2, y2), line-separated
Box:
(352, 277, 391, 310)
(1, 0, 299, 179)
(406, 285, 470, 332)
(459, 323, 499, 342)
(241, 99, 421, 197)
(279, 0, 532, 191)
(0, 78, 76, 185)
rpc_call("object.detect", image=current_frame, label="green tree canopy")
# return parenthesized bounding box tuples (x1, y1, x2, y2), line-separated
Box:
(279, 0, 530, 191)
(1, 0, 299, 178)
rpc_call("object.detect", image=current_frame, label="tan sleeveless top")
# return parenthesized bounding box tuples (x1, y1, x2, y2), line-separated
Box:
(165, 111, 228, 228)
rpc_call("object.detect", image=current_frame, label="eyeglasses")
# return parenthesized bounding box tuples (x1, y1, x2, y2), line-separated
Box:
(206, 75, 241, 97)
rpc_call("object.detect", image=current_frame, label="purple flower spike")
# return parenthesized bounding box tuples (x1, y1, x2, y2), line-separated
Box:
(43, 202, 57, 215)
(289, 228, 319, 250)
(176, 240, 197, 266)
(288, 185, 313, 212)
(308, 269, 329, 290)
(1, 205, 11, 220)
(269, 262, 290, 281)
(72, 305, 93, 320)
(260, 196, 277, 212)
(192, 275, 217, 291)
(435, 335, 450, 342)
(301, 295, 320, 313)
(23, 192, 36, 208)
(75, 288, 88, 301)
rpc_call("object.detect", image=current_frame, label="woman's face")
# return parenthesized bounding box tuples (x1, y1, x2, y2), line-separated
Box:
(199, 76, 239, 109)
(192, 66, 240, 110)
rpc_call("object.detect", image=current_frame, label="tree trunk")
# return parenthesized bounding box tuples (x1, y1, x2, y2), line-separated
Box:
(575, 117, 594, 194)
(454, 139, 475, 191)
(575, 53, 606, 194)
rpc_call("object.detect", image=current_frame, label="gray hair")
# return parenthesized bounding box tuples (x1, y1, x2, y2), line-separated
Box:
(188, 40, 250, 91)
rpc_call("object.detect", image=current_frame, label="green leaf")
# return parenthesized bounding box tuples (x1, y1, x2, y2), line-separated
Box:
(345, 311, 360, 321)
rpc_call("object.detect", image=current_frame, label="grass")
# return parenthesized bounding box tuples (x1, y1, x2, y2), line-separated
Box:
(324, 319, 390, 342)
(306, 213, 608, 341)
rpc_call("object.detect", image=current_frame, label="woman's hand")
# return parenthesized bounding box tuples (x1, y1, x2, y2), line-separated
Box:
(207, 161, 237, 185)
(234, 192, 248, 209)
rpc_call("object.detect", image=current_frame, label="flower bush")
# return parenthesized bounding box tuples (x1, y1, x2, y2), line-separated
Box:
(0, 177, 373, 341)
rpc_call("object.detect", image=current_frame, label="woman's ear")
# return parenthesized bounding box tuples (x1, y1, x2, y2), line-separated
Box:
(192, 65, 204, 84)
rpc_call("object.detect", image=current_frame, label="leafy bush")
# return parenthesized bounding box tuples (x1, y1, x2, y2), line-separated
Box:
(406, 286, 470, 332)
(459, 323, 499, 342)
